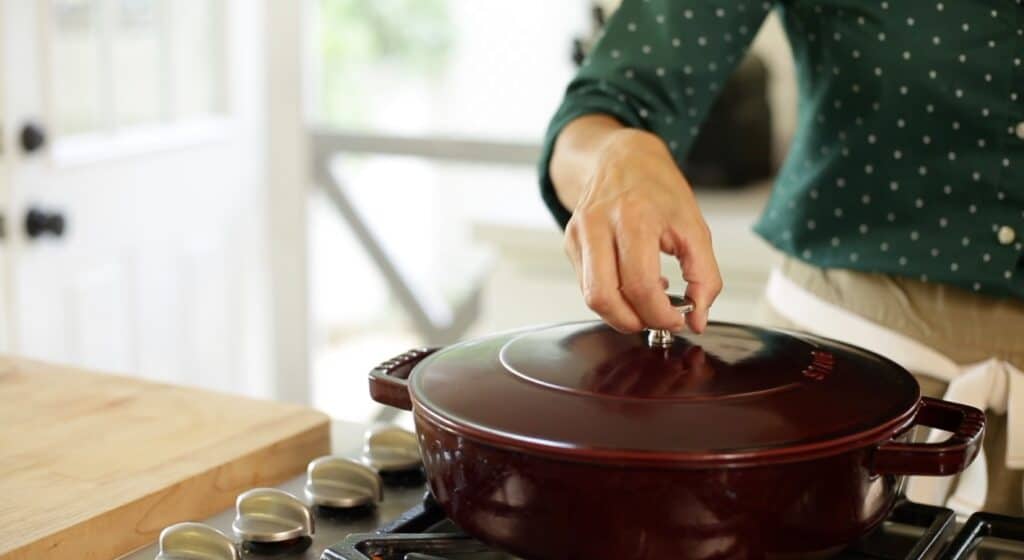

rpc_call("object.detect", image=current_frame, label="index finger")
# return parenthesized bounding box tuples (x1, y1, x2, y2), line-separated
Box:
(615, 220, 686, 331)
(574, 218, 645, 333)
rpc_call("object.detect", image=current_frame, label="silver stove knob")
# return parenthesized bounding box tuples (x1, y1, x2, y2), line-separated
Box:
(304, 456, 383, 508)
(361, 424, 421, 472)
(155, 522, 239, 560)
(231, 488, 313, 543)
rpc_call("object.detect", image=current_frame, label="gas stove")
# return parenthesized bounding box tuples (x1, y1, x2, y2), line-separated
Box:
(125, 421, 1024, 560)
(325, 498, 1024, 560)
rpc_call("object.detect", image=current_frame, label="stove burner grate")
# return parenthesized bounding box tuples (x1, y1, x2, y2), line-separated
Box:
(322, 497, 1024, 560)
(938, 511, 1024, 560)
(842, 500, 955, 559)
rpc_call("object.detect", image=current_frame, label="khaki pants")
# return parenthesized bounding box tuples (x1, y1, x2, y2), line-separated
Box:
(756, 257, 1023, 515)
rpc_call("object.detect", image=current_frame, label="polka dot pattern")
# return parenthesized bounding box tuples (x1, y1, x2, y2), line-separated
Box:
(755, 0, 1024, 298)
(540, 0, 1024, 300)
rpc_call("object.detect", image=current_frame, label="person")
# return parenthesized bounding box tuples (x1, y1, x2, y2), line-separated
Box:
(540, 0, 1023, 515)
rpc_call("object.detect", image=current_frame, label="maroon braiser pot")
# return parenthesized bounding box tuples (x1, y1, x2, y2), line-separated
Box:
(369, 321, 984, 559)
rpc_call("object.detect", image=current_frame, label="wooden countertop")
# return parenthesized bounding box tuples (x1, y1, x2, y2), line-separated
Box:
(0, 356, 330, 560)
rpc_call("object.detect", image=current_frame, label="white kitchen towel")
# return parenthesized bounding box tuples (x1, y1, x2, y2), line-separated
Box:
(765, 269, 1024, 515)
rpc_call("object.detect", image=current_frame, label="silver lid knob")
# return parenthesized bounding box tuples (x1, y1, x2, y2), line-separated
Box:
(647, 294, 695, 348)
(361, 424, 421, 472)
(304, 456, 383, 509)
(155, 522, 239, 560)
(231, 488, 314, 543)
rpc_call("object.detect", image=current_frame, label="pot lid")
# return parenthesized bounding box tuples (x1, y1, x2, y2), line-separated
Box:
(409, 321, 920, 465)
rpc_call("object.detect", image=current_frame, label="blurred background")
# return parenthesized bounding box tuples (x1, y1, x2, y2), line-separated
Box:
(0, 0, 799, 422)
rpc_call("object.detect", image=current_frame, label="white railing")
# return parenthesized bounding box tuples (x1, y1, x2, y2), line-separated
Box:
(310, 126, 541, 344)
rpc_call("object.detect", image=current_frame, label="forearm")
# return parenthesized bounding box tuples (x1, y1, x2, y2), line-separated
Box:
(548, 115, 631, 211)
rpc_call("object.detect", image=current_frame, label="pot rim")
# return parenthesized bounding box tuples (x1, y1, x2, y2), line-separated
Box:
(412, 392, 921, 468)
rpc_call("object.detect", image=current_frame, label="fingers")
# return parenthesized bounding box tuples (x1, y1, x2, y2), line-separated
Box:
(568, 213, 719, 334)
(565, 216, 644, 333)
(615, 218, 685, 331)
(671, 223, 723, 334)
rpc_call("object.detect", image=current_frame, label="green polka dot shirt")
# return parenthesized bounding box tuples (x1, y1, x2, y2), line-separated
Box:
(539, 0, 1024, 300)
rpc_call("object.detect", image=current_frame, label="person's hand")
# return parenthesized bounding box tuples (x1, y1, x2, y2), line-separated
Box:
(563, 129, 722, 334)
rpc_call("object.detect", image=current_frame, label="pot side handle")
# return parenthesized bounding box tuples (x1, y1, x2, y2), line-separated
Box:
(871, 397, 985, 476)
(368, 347, 440, 410)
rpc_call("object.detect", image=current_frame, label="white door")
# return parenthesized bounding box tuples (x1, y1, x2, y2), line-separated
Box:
(0, 0, 273, 395)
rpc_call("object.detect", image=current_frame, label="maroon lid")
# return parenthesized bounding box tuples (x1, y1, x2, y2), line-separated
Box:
(409, 322, 920, 465)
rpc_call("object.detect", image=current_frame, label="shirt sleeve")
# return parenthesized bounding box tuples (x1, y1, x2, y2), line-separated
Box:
(538, 0, 777, 228)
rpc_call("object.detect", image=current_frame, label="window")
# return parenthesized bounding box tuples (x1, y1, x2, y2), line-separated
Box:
(310, 0, 592, 421)
(313, 0, 588, 141)
(49, 0, 226, 139)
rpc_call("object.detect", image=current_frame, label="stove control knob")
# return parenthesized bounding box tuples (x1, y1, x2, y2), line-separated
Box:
(231, 488, 313, 544)
(361, 424, 421, 473)
(155, 522, 239, 560)
(304, 456, 383, 509)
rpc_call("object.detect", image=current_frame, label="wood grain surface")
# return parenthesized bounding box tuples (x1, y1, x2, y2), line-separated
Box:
(0, 356, 330, 559)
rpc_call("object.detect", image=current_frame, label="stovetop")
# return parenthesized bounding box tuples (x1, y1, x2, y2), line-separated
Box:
(324, 496, 1024, 560)
(123, 421, 1024, 560)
